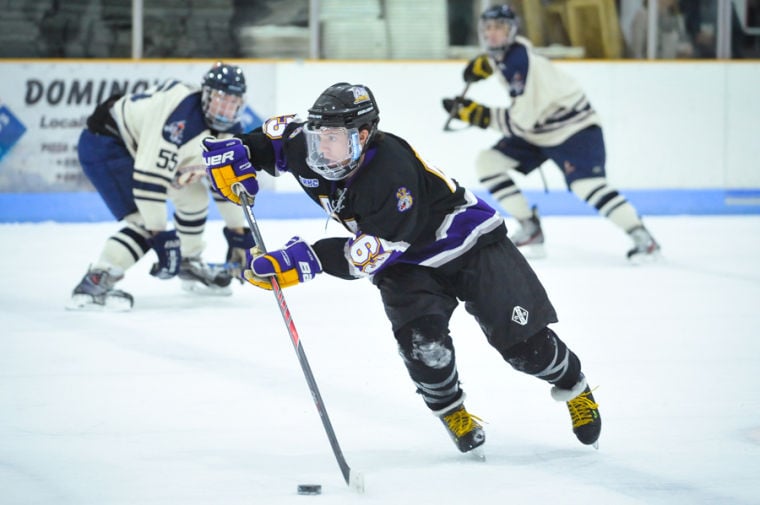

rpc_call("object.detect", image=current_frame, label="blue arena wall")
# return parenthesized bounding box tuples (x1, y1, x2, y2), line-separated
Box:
(1, 189, 759, 223)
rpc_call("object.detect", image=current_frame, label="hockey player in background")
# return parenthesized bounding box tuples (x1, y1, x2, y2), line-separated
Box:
(68, 62, 255, 311)
(442, 4, 661, 261)
(201, 82, 602, 454)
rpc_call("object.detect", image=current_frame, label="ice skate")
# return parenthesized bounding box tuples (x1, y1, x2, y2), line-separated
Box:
(67, 268, 133, 312)
(178, 257, 233, 295)
(626, 226, 660, 263)
(510, 206, 545, 258)
(552, 375, 601, 448)
(437, 401, 486, 455)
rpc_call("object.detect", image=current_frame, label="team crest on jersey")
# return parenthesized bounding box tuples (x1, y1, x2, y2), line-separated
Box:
(396, 187, 413, 212)
(163, 120, 186, 145)
(511, 72, 525, 95)
(511, 305, 529, 326)
(298, 175, 319, 188)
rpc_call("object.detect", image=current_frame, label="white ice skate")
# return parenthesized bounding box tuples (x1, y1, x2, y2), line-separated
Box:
(510, 206, 546, 259)
(66, 268, 134, 312)
(626, 226, 661, 264)
(178, 257, 234, 296)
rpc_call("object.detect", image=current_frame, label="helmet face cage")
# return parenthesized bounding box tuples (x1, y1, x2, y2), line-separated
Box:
(304, 125, 363, 181)
(304, 83, 380, 180)
(201, 62, 246, 132)
(479, 5, 519, 56)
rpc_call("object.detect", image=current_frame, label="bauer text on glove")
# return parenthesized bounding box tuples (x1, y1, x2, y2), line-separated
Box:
(149, 229, 181, 279)
(463, 55, 493, 83)
(441, 97, 491, 128)
(201, 137, 258, 205)
(243, 237, 323, 290)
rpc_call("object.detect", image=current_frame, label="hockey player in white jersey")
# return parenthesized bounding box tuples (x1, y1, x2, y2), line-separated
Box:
(442, 4, 660, 261)
(68, 62, 255, 311)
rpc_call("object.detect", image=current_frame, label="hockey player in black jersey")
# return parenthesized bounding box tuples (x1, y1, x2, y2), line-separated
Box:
(202, 82, 602, 453)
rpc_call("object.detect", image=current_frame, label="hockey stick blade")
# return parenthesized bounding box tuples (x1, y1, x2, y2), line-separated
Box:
(443, 122, 473, 133)
(235, 186, 364, 492)
(349, 469, 365, 493)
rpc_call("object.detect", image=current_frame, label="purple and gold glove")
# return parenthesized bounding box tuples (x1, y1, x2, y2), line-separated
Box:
(243, 237, 322, 290)
(201, 137, 258, 205)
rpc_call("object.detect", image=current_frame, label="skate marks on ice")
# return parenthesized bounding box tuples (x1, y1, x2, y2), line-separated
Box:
(349, 440, 750, 505)
(2, 217, 760, 505)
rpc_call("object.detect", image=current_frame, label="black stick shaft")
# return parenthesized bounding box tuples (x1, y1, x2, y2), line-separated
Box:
(443, 81, 471, 131)
(238, 192, 353, 486)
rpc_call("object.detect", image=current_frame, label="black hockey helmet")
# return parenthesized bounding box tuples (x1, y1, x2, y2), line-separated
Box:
(304, 83, 380, 180)
(479, 4, 520, 56)
(307, 82, 380, 132)
(201, 61, 246, 131)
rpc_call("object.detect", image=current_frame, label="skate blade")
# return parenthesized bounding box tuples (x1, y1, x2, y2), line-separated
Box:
(466, 446, 486, 462)
(66, 294, 133, 312)
(518, 243, 547, 259)
(181, 280, 233, 296)
(627, 249, 662, 265)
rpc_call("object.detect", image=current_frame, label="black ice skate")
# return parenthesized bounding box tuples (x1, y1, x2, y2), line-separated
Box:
(178, 257, 233, 295)
(67, 268, 133, 312)
(438, 402, 486, 454)
(510, 206, 545, 258)
(552, 375, 602, 448)
(626, 226, 661, 263)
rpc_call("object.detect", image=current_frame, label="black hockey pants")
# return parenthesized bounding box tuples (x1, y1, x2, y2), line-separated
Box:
(374, 235, 580, 411)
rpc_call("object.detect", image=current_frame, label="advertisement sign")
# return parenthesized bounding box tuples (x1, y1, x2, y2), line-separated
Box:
(0, 61, 275, 192)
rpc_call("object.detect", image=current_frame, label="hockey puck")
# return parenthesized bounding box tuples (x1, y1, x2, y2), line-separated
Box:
(297, 484, 322, 495)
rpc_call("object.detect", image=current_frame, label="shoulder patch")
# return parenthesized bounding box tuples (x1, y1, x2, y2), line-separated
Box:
(164, 92, 207, 146)
(163, 120, 186, 145)
(396, 187, 413, 212)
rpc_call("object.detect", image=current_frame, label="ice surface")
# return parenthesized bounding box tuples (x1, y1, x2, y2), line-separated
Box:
(1, 216, 759, 505)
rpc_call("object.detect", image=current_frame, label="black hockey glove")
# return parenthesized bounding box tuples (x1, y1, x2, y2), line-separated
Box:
(463, 55, 493, 83)
(149, 230, 181, 279)
(223, 226, 256, 281)
(442, 97, 491, 128)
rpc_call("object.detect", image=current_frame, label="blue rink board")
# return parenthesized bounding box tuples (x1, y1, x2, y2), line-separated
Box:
(1, 189, 759, 223)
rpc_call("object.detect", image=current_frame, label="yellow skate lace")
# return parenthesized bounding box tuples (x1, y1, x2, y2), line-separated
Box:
(443, 408, 484, 437)
(568, 389, 600, 428)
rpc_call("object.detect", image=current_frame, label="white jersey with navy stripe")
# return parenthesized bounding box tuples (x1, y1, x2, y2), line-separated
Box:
(489, 36, 601, 146)
(110, 81, 212, 231)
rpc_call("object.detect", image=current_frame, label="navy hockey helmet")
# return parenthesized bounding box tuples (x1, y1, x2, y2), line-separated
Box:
(201, 62, 246, 132)
(479, 4, 520, 56)
(304, 83, 380, 180)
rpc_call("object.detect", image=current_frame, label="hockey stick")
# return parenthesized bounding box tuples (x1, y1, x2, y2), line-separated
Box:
(235, 186, 365, 494)
(443, 82, 472, 132)
(538, 165, 549, 194)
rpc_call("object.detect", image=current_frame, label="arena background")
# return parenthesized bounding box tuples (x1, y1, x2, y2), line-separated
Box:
(0, 60, 758, 221)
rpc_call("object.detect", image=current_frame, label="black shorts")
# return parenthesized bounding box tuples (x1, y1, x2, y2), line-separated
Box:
(374, 235, 557, 353)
